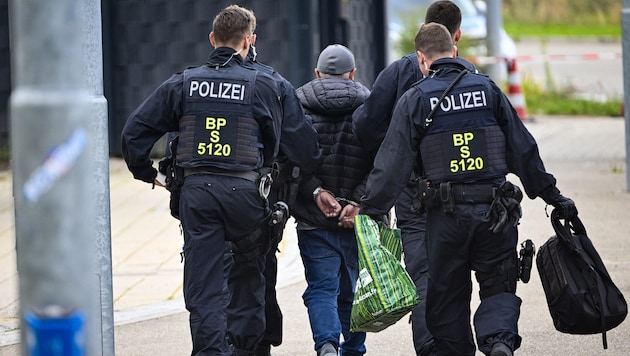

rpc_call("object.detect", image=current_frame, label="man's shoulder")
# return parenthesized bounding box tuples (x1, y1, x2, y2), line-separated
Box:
(394, 53, 420, 69)
(251, 60, 275, 75)
(382, 53, 418, 71)
(374, 53, 421, 85)
(251, 61, 294, 89)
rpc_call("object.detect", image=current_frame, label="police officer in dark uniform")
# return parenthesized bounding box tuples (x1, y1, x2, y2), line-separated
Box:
(235, 6, 322, 356)
(352, 2, 478, 355)
(359, 23, 577, 356)
(121, 7, 283, 356)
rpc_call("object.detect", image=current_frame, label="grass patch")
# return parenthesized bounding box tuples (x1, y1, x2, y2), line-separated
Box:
(520, 77, 623, 117)
(504, 23, 620, 39)
(390, 1, 624, 118)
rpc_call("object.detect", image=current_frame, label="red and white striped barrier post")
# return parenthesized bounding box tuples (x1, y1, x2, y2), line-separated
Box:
(506, 58, 531, 121)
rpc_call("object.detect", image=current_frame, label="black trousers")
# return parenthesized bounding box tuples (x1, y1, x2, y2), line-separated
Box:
(395, 183, 433, 355)
(180, 174, 267, 356)
(425, 203, 522, 356)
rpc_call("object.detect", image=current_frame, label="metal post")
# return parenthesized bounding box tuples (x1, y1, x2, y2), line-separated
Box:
(622, 0, 630, 191)
(9, 0, 100, 354)
(485, 0, 503, 81)
(83, 0, 115, 353)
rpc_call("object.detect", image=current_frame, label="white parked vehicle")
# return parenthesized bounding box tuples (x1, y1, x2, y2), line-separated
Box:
(387, 0, 517, 81)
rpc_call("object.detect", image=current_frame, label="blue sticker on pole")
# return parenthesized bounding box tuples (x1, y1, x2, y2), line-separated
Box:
(24, 306, 85, 356)
(23, 128, 88, 203)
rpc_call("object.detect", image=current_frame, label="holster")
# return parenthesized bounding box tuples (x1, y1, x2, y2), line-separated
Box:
(519, 239, 535, 283)
(230, 201, 290, 262)
(268, 201, 290, 249)
(158, 136, 184, 219)
(272, 162, 301, 208)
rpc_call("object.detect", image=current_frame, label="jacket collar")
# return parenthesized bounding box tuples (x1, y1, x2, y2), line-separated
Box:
(206, 47, 244, 68)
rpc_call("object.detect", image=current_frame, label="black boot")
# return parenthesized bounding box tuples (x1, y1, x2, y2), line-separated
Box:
(490, 342, 512, 356)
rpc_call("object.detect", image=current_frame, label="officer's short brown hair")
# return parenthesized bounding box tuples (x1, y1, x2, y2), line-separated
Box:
(212, 6, 252, 47)
(414, 23, 454, 60)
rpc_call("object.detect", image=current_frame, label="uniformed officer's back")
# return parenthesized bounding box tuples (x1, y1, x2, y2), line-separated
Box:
(360, 23, 577, 356)
(120, 6, 284, 356)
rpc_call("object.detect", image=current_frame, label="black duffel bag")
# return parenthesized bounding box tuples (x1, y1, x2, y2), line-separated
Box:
(536, 209, 627, 349)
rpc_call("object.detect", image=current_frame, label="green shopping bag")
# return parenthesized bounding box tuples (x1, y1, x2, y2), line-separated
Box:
(350, 215, 420, 332)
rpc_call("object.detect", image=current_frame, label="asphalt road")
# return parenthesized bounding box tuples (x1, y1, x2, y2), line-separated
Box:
(514, 37, 623, 102)
(108, 116, 630, 355)
(2, 116, 625, 355)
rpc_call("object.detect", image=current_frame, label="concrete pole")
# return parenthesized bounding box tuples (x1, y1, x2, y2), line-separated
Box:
(622, 0, 630, 191)
(9, 0, 100, 354)
(83, 0, 115, 353)
(485, 0, 503, 82)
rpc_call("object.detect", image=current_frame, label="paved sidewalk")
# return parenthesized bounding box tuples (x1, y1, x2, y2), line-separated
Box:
(1, 116, 630, 355)
(0, 140, 306, 347)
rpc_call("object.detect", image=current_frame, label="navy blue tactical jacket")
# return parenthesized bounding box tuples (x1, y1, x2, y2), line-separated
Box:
(360, 58, 560, 217)
(121, 47, 281, 183)
(352, 52, 478, 152)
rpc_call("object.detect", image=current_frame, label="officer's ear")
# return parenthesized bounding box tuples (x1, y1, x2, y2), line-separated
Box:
(314, 68, 322, 79)
(453, 28, 462, 44)
(209, 32, 217, 48)
(241, 34, 251, 52)
(416, 51, 425, 69)
(451, 45, 458, 58)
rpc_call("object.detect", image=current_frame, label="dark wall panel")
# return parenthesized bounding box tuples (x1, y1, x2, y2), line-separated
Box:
(0, 0, 385, 157)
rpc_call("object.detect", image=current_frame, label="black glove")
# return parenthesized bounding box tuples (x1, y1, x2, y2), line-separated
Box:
(486, 196, 522, 234)
(551, 194, 577, 220)
(485, 182, 523, 234)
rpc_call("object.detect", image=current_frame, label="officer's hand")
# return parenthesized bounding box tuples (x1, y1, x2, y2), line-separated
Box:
(338, 204, 359, 229)
(315, 191, 341, 218)
(551, 194, 577, 220)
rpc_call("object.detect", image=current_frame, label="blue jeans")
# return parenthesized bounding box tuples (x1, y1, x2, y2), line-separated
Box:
(297, 228, 366, 356)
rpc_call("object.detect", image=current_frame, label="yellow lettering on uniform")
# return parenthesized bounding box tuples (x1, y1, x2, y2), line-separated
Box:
(217, 118, 227, 129)
(460, 145, 470, 158)
(206, 117, 216, 130)
(464, 132, 474, 145)
(453, 133, 464, 146)
(210, 130, 220, 143)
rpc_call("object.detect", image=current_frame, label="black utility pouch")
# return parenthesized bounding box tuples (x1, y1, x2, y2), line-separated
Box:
(418, 178, 437, 209)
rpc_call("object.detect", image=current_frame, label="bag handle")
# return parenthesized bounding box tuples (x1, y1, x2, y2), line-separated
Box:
(550, 209, 586, 247)
(550, 208, 615, 349)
